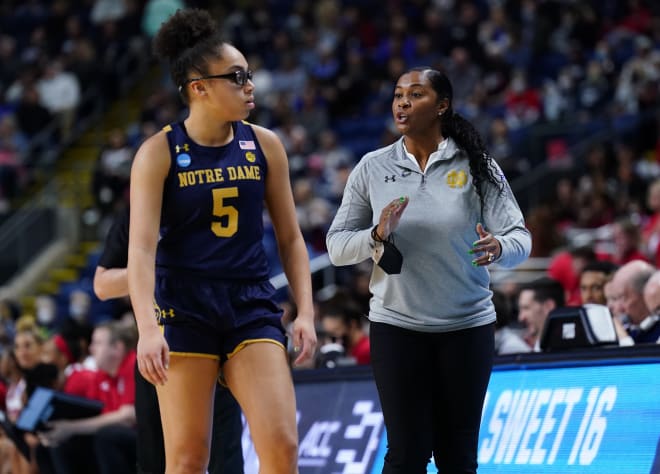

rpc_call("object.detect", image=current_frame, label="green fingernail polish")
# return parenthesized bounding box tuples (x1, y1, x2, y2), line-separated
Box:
(399, 196, 405, 203)
(468, 249, 475, 254)
(472, 242, 479, 247)
(472, 261, 478, 266)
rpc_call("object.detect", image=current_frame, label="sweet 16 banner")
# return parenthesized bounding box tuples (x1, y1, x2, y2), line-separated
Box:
(241, 360, 660, 474)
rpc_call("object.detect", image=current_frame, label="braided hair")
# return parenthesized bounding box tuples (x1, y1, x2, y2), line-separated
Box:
(153, 9, 226, 104)
(409, 67, 503, 210)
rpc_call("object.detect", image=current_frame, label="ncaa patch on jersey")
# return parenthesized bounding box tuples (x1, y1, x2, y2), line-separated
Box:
(177, 153, 192, 167)
(245, 152, 256, 162)
(239, 140, 256, 150)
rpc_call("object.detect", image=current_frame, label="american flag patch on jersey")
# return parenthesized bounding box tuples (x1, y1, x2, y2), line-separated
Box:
(239, 140, 256, 150)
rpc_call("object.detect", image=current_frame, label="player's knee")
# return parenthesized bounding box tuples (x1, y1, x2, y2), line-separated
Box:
(263, 430, 298, 472)
(166, 443, 210, 474)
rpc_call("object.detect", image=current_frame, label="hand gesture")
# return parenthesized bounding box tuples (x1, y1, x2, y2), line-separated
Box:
(470, 223, 502, 266)
(376, 196, 409, 240)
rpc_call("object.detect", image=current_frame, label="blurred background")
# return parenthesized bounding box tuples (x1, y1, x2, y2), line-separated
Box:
(0, 0, 658, 348)
(0, 0, 659, 471)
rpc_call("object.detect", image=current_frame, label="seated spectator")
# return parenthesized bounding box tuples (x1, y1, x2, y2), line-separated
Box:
(641, 270, 660, 344)
(318, 290, 370, 366)
(548, 245, 597, 306)
(92, 128, 134, 218)
(41, 321, 137, 474)
(7, 323, 43, 422)
(0, 348, 20, 414)
(59, 289, 95, 368)
(611, 260, 657, 344)
(0, 298, 19, 352)
(0, 115, 26, 204)
(606, 218, 649, 265)
(40, 332, 82, 390)
(13, 84, 52, 143)
(642, 178, 660, 264)
(517, 277, 565, 351)
(579, 260, 619, 305)
(33, 294, 58, 332)
(493, 289, 530, 355)
(36, 58, 81, 141)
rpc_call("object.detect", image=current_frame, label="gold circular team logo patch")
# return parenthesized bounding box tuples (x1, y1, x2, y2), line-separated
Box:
(245, 152, 256, 163)
(447, 170, 468, 188)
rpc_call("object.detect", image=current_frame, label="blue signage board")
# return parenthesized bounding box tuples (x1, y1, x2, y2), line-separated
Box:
(241, 353, 660, 474)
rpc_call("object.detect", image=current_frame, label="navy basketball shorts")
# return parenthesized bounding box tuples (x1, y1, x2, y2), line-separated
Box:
(153, 268, 286, 363)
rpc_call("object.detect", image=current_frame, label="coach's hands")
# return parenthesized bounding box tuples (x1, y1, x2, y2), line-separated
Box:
(137, 327, 170, 385)
(291, 312, 317, 366)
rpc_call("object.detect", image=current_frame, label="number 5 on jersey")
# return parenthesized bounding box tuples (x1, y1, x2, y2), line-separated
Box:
(211, 187, 238, 237)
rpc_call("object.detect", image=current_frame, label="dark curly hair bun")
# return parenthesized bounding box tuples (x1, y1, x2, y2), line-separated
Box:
(153, 8, 218, 63)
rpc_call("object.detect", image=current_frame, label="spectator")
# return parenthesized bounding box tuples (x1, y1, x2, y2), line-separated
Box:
(517, 277, 565, 351)
(615, 34, 660, 114)
(40, 332, 82, 390)
(42, 321, 137, 474)
(293, 177, 332, 253)
(0, 348, 21, 417)
(0, 115, 26, 203)
(547, 245, 597, 306)
(59, 289, 95, 370)
(6, 323, 43, 422)
(642, 178, 660, 264)
(92, 128, 134, 217)
(610, 217, 649, 265)
(444, 46, 481, 108)
(503, 69, 542, 130)
(33, 294, 57, 332)
(493, 289, 530, 355)
(0, 345, 39, 474)
(641, 270, 660, 343)
(579, 260, 619, 305)
(319, 291, 370, 365)
(13, 84, 53, 143)
(0, 299, 18, 352)
(603, 273, 634, 345)
(36, 59, 81, 141)
(611, 260, 657, 344)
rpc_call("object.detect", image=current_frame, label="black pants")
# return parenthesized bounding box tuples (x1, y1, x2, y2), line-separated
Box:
(135, 366, 244, 474)
(370, 322, 494, 474)
(50, 425, 137, 474)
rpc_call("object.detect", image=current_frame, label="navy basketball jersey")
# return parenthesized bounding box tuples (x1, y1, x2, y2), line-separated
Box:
(156, 121, 270, 280)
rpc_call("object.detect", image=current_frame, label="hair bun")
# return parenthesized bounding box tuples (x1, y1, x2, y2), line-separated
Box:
(153, 8, 218, 63)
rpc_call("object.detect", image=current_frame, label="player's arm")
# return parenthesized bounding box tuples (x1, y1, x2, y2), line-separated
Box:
(254, 125, 317, 365)
(93, 266, 128, 300)
(128, 132, 170, 384)
(94, 206, 130, 300)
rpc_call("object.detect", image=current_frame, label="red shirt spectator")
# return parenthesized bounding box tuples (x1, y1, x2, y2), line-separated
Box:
(547, 247, 597, 306)
(350, 335, 371, 365)
(64, 350, 136, 413)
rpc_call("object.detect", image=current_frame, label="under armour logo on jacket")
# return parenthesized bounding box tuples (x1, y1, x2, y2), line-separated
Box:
(384, 175, 396, 182)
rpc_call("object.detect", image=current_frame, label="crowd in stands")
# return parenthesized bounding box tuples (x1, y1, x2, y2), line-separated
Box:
(493, 256, 660, 356)
(0, 0, 155, 211)
(0, 0, 660, 471)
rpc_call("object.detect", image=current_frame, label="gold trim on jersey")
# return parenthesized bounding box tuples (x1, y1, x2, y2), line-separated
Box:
(169, 351, 220, 360)
(227, 338, 285, 359)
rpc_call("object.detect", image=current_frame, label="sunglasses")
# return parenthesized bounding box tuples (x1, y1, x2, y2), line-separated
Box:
(181, 69, 253, 88)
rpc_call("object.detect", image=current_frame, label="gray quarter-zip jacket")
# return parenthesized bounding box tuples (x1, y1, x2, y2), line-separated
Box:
(326, 137, 532, 332)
